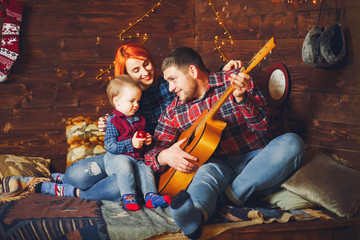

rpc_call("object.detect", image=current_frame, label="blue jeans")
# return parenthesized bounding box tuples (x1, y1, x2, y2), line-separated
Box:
(224, 133, 306, 206)
(187, 158, 234, 221)
(104, 152, 157, 196)
(187, 133, 305, 222)
(64, 132, 304, 209)
(63, 154, 156, 201)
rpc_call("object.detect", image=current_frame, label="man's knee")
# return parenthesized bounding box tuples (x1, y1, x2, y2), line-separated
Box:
(196, 162, 232, 185)
(275, 133, 306, 169)
(281, 133, 305, 152)
(198, 162, 222, 176)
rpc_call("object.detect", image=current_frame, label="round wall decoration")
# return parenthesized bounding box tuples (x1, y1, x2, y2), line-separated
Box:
(265, 62, 290, 106)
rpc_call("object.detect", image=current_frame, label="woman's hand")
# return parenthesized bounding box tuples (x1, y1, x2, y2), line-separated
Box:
(132, 131, 147, 149)
(222, 60, 243, 71)
(157, 138, 198, 173)
(98, 114, 109, 132)
(230, 70, 250, 102)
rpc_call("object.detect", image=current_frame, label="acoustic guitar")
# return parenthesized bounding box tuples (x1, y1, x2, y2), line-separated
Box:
(158, 37, 276, 197)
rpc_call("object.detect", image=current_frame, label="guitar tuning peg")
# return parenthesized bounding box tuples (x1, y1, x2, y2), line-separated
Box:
(270, 50, 272, 54)
(264, 56, 267, 60)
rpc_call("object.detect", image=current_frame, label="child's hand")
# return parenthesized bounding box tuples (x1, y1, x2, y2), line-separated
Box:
(136, 130, 147, 138)
(137, 130, 152, 145)
(145, 133, 152, 146)
(132, 131, 146, 149)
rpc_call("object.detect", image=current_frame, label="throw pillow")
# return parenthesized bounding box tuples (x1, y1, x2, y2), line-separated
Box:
(66, 116, 106, 168)
(282, 147, 360, 218)
(0, 154, 51, 180)
(263, 189, 319, 210)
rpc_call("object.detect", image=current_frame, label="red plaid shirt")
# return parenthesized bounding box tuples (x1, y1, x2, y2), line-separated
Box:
(104, 109, 146, 160)
(145, 69, 273, 172)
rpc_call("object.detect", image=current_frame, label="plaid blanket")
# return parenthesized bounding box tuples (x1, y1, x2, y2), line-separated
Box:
(0, 176, 332, 240)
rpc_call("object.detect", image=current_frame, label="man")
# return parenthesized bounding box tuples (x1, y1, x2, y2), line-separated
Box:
(145, 47, 305, 239)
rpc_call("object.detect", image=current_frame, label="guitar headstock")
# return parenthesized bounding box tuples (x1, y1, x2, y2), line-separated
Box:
(243, 37, 275, 74)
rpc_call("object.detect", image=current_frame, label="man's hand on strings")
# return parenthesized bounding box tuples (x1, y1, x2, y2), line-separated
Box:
(157, 138, 198, 173)
(230, 70, 250, 102)
(222, 60, 243, 71)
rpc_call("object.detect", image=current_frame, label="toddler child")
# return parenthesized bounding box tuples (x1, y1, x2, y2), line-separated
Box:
(36, 75, 171, 211)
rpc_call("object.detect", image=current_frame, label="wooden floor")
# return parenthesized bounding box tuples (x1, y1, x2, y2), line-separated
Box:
(210, 216, 360, 240)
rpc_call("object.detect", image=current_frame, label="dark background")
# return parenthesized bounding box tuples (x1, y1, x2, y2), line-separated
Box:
(0, 0, 359, 173)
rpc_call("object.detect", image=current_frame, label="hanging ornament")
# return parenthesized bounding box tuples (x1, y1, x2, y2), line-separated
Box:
(0, 0, 24, 83)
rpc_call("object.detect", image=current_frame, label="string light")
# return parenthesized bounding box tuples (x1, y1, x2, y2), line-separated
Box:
(208, 0, 233, 62)
(96, 0, 163, 81)
(118, 0, 163, 43)
(97, 0, 318, 80)
(287, 0, 320, 4)
(96, 63, 115, 82)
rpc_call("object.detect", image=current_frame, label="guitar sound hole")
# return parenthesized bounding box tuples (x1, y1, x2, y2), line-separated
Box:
(188, 132, 195, 145)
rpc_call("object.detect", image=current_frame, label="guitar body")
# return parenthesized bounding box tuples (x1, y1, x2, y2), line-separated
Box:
(158, 110, 227, 197)
(158, 37, 275, 198)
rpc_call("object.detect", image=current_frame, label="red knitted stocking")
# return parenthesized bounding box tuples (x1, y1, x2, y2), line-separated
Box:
(0, 0, 24, 82)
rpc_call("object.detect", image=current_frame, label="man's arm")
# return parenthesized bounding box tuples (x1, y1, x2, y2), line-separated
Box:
(225, 69, 271, 133)
(144, 111, 198, 173)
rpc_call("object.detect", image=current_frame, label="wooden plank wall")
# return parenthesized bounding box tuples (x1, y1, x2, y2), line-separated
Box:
(0, 0, 359, 173)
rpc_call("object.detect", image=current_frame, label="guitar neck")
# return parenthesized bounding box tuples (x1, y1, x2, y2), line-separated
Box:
(207, 37, 275, 120)
(207, 85, 235, 118)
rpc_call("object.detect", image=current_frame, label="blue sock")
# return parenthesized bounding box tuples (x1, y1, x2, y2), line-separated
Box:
(145, 192, 171, 208)
(35, 182, 76, 197)
(51, 173, 65, 183)
(122, 194, 140, 211)
(170, 190, 202, 239)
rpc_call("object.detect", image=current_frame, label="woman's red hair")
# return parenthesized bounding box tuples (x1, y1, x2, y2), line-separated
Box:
(114, 43, 155, 76)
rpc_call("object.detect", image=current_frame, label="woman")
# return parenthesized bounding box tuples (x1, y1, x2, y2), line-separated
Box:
(37, 43, 175, 201)
(41, 43, 240, 201)
(98, 43, 175, 135)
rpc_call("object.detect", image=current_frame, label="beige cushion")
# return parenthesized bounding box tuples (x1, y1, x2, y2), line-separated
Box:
(282, 147, 360, 218)
(0, 155, 51, 179)
(66, 116, 106, 168)
(264, 189, 318, 210)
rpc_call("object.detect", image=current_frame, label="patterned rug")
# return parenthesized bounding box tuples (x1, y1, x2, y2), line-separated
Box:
(0, 193, 109, 240)
(101, 199, 332, 240)
(0, 188, 332, 240)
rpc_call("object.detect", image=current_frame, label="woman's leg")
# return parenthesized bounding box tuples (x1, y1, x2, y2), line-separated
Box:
(39, 154, 126, 201)
(78, 174, 122, 201)
(78, 153, 138, 202)
(63, 154, 107, 190)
